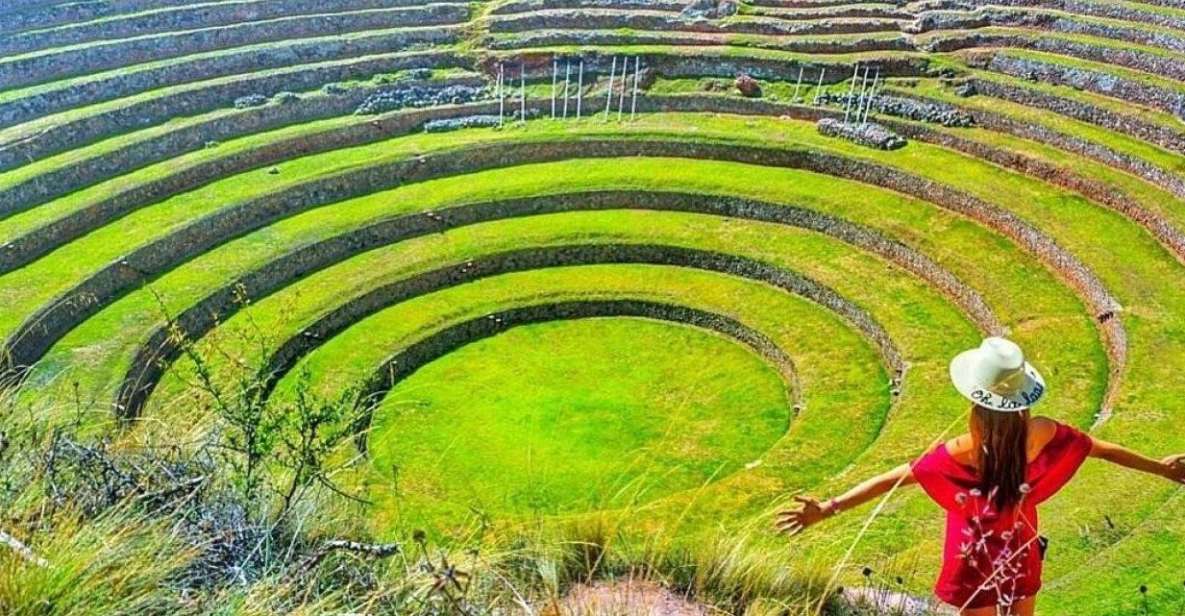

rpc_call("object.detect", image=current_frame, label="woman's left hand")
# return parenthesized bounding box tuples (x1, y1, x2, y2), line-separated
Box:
(1161, 453, 1185, 484)
(775, 495, 829, 536)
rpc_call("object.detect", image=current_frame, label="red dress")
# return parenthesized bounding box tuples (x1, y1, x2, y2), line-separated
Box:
(910, 423, 1093, 609)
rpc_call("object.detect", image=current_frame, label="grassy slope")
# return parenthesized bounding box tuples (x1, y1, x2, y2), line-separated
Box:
(282, 263, 892, 535)
(369, 317, 792, 519)
(0, 75, 1181, 614)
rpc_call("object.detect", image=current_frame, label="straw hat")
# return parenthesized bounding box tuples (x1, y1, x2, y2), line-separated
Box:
(949, 337, 1046, 412)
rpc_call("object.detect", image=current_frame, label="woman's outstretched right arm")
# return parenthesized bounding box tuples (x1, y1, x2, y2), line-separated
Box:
(1089, 438, 1185, 484)
(775, 463, 915, 536)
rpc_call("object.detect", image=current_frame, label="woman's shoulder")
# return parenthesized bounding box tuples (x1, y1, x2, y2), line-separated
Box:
(1029, 415, 1063, 455)
(942, 434, 976, 466)
(1029, 415, 1059, 437)
(1028, 416, 1057, 440)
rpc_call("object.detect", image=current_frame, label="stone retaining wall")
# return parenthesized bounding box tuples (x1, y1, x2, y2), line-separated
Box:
(0, 0, 201, 34)
(912, 7, 1185, 54)
(351, 298, 798, 449)
(487, 29, 913, 54)
(0, 75, 483, 230)
(0, 78, 488, 273)
(0, 51, 467, 174)
(0, 27, 459, 130)
(4, 137, 1110, 405)
(969, 52, 1185, 120)
(923, 32, 1185, 83)
(636, 52, 928, 82)
(892, 89, 1185, 201)
(488, 10, 904, 37)
(1, 0, 458, 57)
(0, 5, 468, 90)
(969, 78, 1185, 153)
(754, 5, 914, 19)
(890, 116, 1185, 262)
(989, 0, 1185, 32)
(757, 0, 908, 6)
(492, 0, 686, 14)
(116, 189, 980, 418)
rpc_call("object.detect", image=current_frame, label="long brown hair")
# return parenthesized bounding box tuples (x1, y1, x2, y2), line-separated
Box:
(970, 404, 1029, 510)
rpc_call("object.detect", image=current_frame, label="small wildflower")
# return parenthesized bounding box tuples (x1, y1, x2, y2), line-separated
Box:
(969, 488, 983, 497)
(955, 492, 968, 505)
(1019, 482, 1032, 494)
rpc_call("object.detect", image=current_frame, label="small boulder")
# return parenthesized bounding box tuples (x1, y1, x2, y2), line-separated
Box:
(735, 73, 762, 98)
(232, 94, 268, 109)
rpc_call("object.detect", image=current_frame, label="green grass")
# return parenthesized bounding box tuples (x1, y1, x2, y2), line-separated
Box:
(909, 79, 1185, 175)
(0, 47, 455, 147)
(988, 48, 1185, 96)
(947, 61, 1185, 131)
(486, 44, 930, 66)
(277, 262, 892, 536)
(7, 0, 1185, 612)
(0, 26, 455, 104)
(3, 95, 1185, 614)
(0, 113, 1092, 340)
(370, 317, 791, 519)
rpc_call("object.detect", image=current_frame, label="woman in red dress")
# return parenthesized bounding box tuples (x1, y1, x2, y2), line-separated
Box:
(777, 337, 1185, 615)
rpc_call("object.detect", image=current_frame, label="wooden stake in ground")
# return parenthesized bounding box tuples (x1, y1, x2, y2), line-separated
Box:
(861, 68, 880, 125)
(519, 61, 525, 122)
(812, 68, 826, 105)
(792, 65, 804, 102)
(562, 60, 571, 118)
(853, 64, 871, 125)
(604, 56, 617, 121)
(497, 63, 504, 127)
(576, 60, 584, 119)
(551, 57, 558, 118)
(617, 56, 629, 122)
(843, 64, 859, 124)
(630, 56, 640, 121)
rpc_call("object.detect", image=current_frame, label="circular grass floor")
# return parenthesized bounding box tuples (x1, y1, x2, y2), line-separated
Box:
(368, 317, 793, 523)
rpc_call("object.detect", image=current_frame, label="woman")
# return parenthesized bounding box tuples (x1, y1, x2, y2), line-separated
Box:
(777, 337, 1185, 616)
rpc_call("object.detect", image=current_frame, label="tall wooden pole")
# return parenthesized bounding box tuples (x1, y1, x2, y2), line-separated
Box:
(604, 56, 617, 121)
(562, 60, 571, 118)
(576, 60, 584, 119)
(551, 57, 558, 118)
(630, 56, 640, 121)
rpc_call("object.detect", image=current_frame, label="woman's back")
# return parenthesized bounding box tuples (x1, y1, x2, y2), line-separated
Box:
(944, 416, 1059, 470)
(912, 418, 1095, 609)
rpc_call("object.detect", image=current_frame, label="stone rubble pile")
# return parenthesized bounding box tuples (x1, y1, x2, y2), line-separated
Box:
(233, 94, 269, 109)
(354, 84, 488, 115)
(818, 92, 974, 126)
(423, 114, 501, 132)
(817, 118, 907, 150)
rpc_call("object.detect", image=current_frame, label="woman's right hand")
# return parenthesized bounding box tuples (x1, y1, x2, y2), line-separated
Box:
(1161, 453, 1185, 484)
(775, 495, 830, 536)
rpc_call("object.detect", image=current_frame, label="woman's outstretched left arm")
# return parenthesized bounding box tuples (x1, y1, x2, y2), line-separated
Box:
(775, 463, 915, 536)
(1090, 438, 1185, 484)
